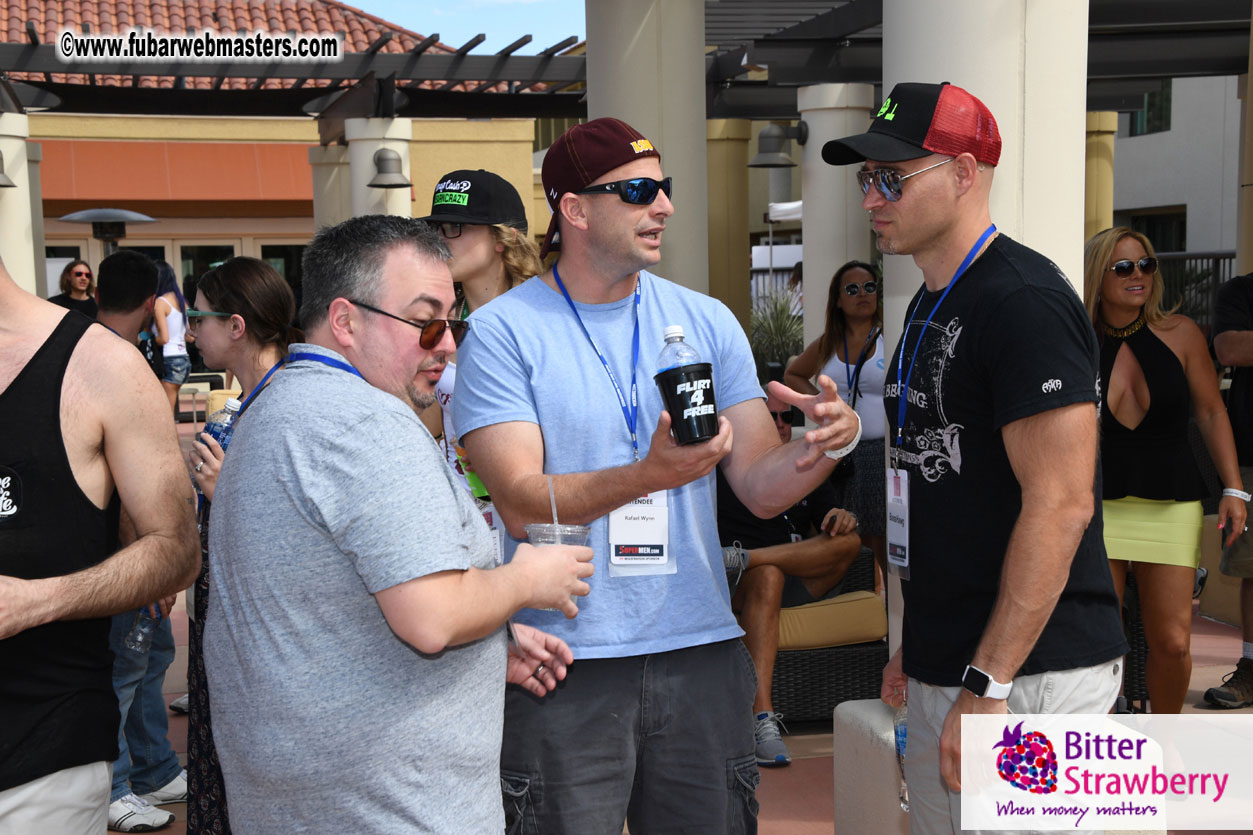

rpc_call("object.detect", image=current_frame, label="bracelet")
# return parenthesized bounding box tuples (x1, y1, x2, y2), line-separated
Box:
(1222, 487, 1252, 502)
(823, 410, 863, 461)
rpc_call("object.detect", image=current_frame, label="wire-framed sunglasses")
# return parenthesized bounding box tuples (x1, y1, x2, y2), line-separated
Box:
(843, 280, 878, 296)
(1108, 257, 1158, 278)
(856, 158, 953, 203)
(347, 299, 470, 349)
(575, 176, 673, 205)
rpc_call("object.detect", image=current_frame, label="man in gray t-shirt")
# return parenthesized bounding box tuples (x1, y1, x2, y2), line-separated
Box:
(203, 216, 592, 833)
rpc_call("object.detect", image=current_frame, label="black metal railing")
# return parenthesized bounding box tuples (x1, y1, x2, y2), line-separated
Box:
(1157, 250, 1237, 336)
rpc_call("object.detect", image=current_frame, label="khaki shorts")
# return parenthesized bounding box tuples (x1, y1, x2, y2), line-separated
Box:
(0, 761, 110, 832)
(1219, 466, 1253, 579)
(904, 658, 1123, 835)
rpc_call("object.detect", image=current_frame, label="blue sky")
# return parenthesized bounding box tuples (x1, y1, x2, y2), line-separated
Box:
(352, 0, 586, 54)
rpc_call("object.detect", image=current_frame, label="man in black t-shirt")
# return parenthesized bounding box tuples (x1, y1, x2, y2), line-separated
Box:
(717, 390, 861, 768)
(1206, 274, 1253, 708)
(822, 81, 1127, 833)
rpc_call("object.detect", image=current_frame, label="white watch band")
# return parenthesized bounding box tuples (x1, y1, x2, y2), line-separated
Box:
(823, 409, 863, 461)
(963, 664, 1013, 699)
(1222, 487, 1252, 502)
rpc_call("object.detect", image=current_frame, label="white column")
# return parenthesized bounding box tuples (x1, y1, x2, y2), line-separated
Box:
(585, 0, 708, 293)
(0, 113, 37, 294)
(879, 0, 1090, 653)
(345, 118, 412, 218)
(797, 84, 876, 349)
(26, 141, 47, 297)
(308, 145, 352, 231)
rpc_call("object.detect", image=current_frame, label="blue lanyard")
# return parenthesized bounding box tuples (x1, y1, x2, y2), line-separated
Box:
(551, 263, 641, 460)
(893, 225, 997, 453)
(238, 358, 286, 413)
(287, 352, 366, 380)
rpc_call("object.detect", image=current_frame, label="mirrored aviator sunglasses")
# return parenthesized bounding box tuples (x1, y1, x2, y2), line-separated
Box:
(575, 176, 673, 205)
(1109, 257, 1158, 278)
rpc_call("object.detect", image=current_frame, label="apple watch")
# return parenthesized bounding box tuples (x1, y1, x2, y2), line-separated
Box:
(961, 664, 1013, 699)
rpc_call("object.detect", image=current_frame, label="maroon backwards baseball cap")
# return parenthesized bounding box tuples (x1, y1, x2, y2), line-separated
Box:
(822, 82, 1001, 167)
(540, 117, 662, 257)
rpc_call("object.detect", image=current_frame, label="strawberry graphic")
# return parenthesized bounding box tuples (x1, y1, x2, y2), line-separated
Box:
(993, 721, 1058, 794)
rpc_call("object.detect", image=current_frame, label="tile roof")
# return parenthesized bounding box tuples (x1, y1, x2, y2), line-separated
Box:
(0, 0, 505, 91)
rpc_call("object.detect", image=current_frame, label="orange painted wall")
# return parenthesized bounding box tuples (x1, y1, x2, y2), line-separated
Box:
(39, 139, 314, 202)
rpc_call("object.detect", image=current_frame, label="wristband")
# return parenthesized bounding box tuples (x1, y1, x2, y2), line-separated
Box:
(823, 410, 863, 461)
(1222, 487, 1252, 502)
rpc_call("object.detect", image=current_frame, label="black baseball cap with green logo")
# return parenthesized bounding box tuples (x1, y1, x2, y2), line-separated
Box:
(418, 169, 529, 232)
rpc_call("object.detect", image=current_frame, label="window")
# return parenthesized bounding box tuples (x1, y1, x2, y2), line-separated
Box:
(1130, 210, 1186, 253)
(1129, 80, 1171, 137)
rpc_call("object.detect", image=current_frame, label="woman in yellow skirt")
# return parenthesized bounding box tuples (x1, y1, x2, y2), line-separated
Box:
(1084, 228, 1248, 713)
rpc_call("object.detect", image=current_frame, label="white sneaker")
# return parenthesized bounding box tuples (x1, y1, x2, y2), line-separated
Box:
(138, 769, 187, 806)
(108, 793, 174, 832)
(168, 693, 190, 714)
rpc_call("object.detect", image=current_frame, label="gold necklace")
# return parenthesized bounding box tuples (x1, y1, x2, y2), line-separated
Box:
(1102, 313, 1145, 339)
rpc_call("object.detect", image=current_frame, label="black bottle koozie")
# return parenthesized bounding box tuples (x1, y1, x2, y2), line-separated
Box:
(654, 362, 717, 445)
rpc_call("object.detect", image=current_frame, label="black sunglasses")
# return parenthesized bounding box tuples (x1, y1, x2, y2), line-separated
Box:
(843, 280, 878, 296)
(769, 407, 803, 426)
(72, 269, 92, 277)
(1109, 257, 1158, 278)
(575, 176, 673, 205)
(430, 222, 462, 240)
(347, 299, 470, 349)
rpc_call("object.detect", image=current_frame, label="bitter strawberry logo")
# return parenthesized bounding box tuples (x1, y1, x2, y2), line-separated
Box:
(994, 721, 1058, 794)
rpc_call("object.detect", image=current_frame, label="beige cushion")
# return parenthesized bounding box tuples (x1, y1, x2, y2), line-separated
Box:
(778, 590, 887, 651)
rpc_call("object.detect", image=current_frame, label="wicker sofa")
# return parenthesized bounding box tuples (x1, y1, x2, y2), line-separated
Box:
(770, 547, 890, 722)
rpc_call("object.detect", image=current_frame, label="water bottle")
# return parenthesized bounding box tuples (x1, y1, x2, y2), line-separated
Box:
(204, 398, 242, 450)
(893, 701, 910, 813)
(124, 607, 159, 654)
(653, 326, 717, 445)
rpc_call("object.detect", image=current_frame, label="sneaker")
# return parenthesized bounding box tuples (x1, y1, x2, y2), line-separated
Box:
(753, 711, 792, 767)
(108, 794, 174, 832)
(724, 541, 750, 589)
(168, 693, 189, 714)
(1204, 658, 1253, 709)
(138, 769, 187, 806)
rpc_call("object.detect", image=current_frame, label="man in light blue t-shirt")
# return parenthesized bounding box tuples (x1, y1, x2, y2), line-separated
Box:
(456, 118, 863, 833)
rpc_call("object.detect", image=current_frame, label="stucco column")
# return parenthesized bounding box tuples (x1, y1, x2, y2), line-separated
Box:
(706, 119, 752, 331)
(1237, 33, 1252, 273)
(1084, 111, 1118, 242)
(585, 0, 709, 294)
(879, 0, 1089, 653)
(25, 141, 47, 297)
(798, 84, 876, 350)
(308, 145, 352, 231)
(0, 113, 36, 294)
(345, 118, 412, 218)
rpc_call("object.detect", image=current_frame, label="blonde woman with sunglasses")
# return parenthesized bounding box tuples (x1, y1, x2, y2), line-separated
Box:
(416, 170, 541, 500)
(1083, 227, 1247, 713)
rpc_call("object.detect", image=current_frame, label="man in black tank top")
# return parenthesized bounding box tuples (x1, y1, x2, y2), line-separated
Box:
(0, 255, 199, 830)
(822, 82, 1126, 834)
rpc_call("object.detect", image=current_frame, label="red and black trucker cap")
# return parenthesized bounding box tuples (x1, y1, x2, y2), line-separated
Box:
(821, 82, 1001, 167)
(540, 117, 662, 257)
(418, 169, 529, 232)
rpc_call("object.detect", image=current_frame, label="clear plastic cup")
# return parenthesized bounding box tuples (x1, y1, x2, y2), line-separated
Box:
(525, 523, 591, 608)
(524, 523, 591, 547)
